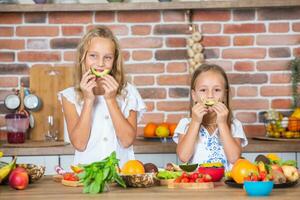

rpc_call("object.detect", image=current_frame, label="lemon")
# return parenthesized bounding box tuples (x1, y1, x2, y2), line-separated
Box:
(266, 153, 281, 162)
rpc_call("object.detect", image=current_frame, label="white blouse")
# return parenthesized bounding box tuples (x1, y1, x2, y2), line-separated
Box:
(173, 118, 248, 170)
(58, 83, 146, 167)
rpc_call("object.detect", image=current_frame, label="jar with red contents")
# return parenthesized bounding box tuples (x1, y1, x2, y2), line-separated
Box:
(5, 113, 29, 144)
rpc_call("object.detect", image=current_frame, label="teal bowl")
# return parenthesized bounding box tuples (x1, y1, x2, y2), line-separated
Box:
(244, 181, 274, 196)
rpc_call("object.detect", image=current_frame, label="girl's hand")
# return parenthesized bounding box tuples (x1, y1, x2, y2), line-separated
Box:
(80, 70, 97, 101)
(191, 102, 208, 123)
(101, 75, 119, 100)
(211, 102, 229, 125)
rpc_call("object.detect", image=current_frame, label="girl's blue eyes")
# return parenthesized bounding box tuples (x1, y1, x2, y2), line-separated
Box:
(198, 89, 222, 92)
(88, 54, 113, 60)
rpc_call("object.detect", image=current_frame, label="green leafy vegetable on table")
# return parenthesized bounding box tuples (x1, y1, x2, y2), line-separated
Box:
(77, 151, 126, 194)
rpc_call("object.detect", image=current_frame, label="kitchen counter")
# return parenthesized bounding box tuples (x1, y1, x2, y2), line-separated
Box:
(0, 138, 300, 156)
(0, 176, 299, 200)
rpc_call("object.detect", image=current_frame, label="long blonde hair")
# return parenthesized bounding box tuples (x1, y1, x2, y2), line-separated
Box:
(190, 63, 233, 127)
(74, 25, 126, 102)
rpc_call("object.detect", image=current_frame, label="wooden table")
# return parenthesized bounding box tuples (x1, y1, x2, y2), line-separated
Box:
(0, 176, 299, 200)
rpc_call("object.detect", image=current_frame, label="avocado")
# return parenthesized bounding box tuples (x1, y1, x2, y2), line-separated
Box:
(179, 163, 198, 172)
(91, 68, 110, 78)
(254, 154, 271, 165)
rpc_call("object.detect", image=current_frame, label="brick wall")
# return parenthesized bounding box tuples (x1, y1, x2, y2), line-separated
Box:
(0, 7, 300, 138)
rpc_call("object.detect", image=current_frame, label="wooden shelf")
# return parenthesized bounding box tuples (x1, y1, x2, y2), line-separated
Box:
(0, 0, 300, 12)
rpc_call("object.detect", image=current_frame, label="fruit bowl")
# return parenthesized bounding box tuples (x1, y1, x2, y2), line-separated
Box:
(16, 163, 45, 183)
(120, 173, 159, 188)
(244, 181, 274, 196)
(197, 167, 224, 182)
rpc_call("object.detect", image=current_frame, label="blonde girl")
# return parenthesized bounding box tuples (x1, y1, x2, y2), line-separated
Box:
(173, 64, 247, 170)
(58, 26, 146, 166)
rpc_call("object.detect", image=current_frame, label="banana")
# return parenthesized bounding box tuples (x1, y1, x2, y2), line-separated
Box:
(0, 157, 16, 183)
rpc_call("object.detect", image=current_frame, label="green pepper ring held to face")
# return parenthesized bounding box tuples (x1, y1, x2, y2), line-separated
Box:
(90, 67, 110, 78)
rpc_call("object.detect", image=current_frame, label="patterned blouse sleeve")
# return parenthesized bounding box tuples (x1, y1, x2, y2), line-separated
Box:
(123, 83, 146, 123)
(172, 118, 190, 144)
(231, 119, 248, 147)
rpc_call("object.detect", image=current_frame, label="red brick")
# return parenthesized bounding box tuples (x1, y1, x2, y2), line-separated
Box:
(272, 99, 292, 109)
(269, 47, 291, 58)
(132, 50, 152, 61)
(157, 75, 190, 85)
(261, 86, 291, 96)
(236, 112, 257, 123)
(257, 35, 300, 45)
(64, 51, 76, 62)
(201, 24, 221, 34)
(169, 88, 189, 98)
(122, 50, 130, 61)
(166, 38, 186, 47)
(131, 25, 151, 35)
(163, 10, 185, 22)
(270, 73, 291, 84)
(292, 22, 300, 32)
(293, 48, 300, 57)
(0, 90, 14, 101)
(95, 11, 115, 22)
(166, 114, 189, 123)
(138, 88, 166, 99)
(228, 73, 267, 84)
(0, 52, 14, 62)
(233, 10, 255, 21)
(118, 11, 160, 23)
(27, 39, 48, 49)
(157, 101, 189, 111)
(133, 76, 154, 86)
(204, 48, 219, 59)
(193, 10, 230, 21)
(243, 125, 266, 137)
(0, 64, 29, 75)
(237, 86, 258, 97)
(234, 61, 254, 71)
(208, 60, 233, 71)
(0, 77, 18, 87)
(0, 27, 13, 37)
(233, 36, 254, 46)
(0, 13, 22, 24)
(16, 26, 59, 37)
(125, 63, 164, 74)
(49, 12, 92, 24)
(223, 48, 266, 59)
(258, 8, 300, 20)
(166, 62, 187, 73)
(140, 113, 164, 124)
(24, 12, 46, 23)
(0, 40, 25, 50)
(62, 26, 83, 36)
(154, 24, 190, 35)
(269, 23, 289, 33)
(86, 25, 128, 36)
(145, 101, 154, 111)
(257, 60, 290, 71)
(18, 51, 61, 62)
(120, 38, 162, 49)
(231, 99, 268, 110)
(155, 50, 187, 60)
(224, 24, 265, 34)
(50, 38, 80, 49)
(202, 36, 230, 47)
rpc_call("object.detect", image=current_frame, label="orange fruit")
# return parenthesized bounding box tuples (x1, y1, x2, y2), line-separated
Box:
(231, 159, 258, 184)
(121, 160, 145, 175)
(144, 123, 157, 137)
(169, 123, 177, 137)
(155, 125, 170, 137)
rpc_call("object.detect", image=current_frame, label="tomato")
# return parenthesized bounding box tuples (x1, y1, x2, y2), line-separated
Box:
(63, 173, 79, 181)
(181, 177, 189, 183)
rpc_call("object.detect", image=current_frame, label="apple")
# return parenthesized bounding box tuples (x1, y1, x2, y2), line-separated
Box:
(281, 165, 299, 182)
(9, 167, 29, 190)
(271, 164, 283, 173)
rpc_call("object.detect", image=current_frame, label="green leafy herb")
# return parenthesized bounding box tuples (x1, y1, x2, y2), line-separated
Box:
(78, 151, 126, 194)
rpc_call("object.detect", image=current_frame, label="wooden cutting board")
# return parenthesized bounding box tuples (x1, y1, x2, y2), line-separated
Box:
(29, 66, 74, 141)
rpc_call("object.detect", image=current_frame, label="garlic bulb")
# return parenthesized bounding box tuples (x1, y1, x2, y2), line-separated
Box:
(187, 28, 204, 73)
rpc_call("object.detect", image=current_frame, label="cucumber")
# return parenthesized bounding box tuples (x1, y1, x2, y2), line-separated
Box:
(91, 68, 110, 78)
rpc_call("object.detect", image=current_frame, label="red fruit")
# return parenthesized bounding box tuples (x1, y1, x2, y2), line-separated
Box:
(63, 173, 79, 181)
(181, 177, 189, 183)
(203, 174, 212, 182)
(174, 177, 181, 183)
(9, 167, 29, 190)
(195, 177, 205, 183)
